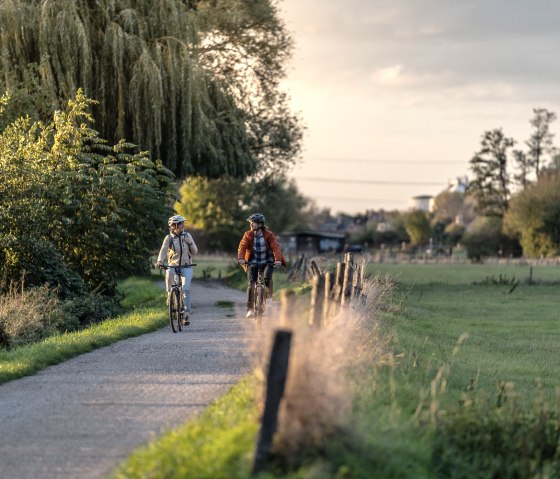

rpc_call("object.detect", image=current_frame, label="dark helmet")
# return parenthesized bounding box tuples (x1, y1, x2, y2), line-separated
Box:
(247, 213, 265, 224)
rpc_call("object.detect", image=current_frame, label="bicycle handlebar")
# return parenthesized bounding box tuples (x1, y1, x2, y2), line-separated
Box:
(159, 264, 197, 270)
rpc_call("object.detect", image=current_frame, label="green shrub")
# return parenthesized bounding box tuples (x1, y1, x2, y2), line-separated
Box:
(0, 90, 175, 298)
(432, 397, 560, 478)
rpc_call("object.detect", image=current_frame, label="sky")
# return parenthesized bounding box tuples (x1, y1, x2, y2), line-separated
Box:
(278, 0, 560, 214)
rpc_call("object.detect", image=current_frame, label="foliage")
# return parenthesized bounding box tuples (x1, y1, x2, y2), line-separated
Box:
(504, 172, 560, 258)
(0, 0, 302, 179)
(0, 285, 120, 350)
(468, 128, 514, 218)
(526, 108, 557, 179)
(404, 210, 431, 246)
(0, 89, 176, 296)
(432, 396, 560, 478)
(463, 216, 523, 260)
(176, 176, 248, 251)
(431, 191, 476, 229)
(175, 174, 310, 251)
(443, 222, 465, 246)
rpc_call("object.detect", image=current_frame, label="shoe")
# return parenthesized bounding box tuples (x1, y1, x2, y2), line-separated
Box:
(246, 309, 256, 318)
(182, 312, 190, 326)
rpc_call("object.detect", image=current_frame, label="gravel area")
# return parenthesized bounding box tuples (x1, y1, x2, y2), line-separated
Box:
(0, 280, 251, 479)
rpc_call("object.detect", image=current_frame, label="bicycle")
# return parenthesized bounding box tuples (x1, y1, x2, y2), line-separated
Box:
(160, 264, 196, 333)
(247, 261, 276, 320)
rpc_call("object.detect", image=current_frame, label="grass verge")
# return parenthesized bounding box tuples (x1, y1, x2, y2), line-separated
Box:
(54, 263, 556, 479)
(111, 375, 259, 479)
(0, 277, 167, 385)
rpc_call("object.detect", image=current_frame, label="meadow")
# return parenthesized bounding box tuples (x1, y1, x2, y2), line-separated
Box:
(371, 262, 560, 403)
(114, 260, 560, 478)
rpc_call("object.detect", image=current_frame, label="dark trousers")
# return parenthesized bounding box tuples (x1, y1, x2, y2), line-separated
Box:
(246, 263, 274, 309)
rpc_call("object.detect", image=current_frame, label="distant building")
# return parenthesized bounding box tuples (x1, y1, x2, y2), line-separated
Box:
(408, 195, 434, 212)
(448, 176, 469, 193)
(376, 222, 393, 232)
(278, 231, 346, 254)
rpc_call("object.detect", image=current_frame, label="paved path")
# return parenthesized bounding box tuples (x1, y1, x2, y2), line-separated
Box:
(0, 280, 250, 479)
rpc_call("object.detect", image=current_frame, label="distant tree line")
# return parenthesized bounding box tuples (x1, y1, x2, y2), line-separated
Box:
(467, 108, 560, 258)
(347, 108, 560, 260)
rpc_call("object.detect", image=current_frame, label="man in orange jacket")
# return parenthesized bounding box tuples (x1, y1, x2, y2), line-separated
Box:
(237, 213, 287, 318)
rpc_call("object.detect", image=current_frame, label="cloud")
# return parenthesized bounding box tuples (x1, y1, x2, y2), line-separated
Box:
(284, 0, 560, 96)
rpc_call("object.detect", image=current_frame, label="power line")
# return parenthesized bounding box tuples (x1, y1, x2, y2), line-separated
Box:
(295, 176, 444, 186)
(312, 195, 405, 204)
(305, 156, 466, 165)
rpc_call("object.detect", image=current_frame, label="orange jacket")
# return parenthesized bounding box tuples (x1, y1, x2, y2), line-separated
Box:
(237, 229, 287, 270)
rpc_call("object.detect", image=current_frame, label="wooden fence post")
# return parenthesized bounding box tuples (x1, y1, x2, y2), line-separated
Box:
(341, 253, 354, 306)
(252, 330, 292, 475)
(309, 274, 325, 327)
(322, 270, 332, 322)
(310, 260, 321, 277)
(352, 264, 363, 297)
(279, 289, 296, 328)
(288, 254, 304, 281)
(333, 262, 345, 303)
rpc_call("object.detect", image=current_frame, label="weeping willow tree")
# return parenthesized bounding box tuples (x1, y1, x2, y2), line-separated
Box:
(0, 0, 301, 178)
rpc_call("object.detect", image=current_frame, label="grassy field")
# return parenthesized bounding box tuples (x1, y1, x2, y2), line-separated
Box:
(113, 260, 560, 478)
(368, 261, 560, 285)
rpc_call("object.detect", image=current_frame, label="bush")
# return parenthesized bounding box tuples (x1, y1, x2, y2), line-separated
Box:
(0, 285, 121, 350)
(0, 90, 175, 298)
(504, 172, 560, 258)
(462, 217, 520, 260)
(432, 398, 560, 478)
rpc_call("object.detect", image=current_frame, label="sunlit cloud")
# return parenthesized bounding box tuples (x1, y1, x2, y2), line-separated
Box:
(370, 65, 404, 85)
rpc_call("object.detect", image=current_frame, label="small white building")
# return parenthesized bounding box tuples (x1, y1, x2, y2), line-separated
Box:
(448, 176, 469, 193)
(408, 195, 434, 212)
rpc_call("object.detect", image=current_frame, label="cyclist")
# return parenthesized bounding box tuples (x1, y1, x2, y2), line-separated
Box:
(237, 213, 286, 318)
(156, 215, 198, 325)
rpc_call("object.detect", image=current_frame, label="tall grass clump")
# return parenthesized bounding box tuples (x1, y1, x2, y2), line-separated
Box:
(247, 274, 394, 471)
(0, 283, 121, 350)
(432, 382, 560, 478)
(0, 285, 63, 349)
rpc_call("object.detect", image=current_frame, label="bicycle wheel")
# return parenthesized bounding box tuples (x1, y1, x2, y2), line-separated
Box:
(255, 283, 266, 318)
(169, 288, 181, 333)
(178, 293, 183, 331)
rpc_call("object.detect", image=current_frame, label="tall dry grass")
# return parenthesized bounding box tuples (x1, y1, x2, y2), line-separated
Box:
(247, 273, 394, 460)
(0, 285, 63, 348)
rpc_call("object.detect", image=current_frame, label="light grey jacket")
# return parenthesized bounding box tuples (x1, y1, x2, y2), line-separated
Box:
(157, 231, 198, 266)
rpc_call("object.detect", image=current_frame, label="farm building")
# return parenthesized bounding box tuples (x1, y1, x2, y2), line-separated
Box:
(278, 230, 347, 254)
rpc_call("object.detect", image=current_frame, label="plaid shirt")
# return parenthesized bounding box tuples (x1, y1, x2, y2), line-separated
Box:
(253, 233, 273, 265)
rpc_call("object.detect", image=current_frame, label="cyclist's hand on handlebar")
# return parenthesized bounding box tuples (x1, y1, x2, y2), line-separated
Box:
(156, 261, 164, 269)
(274, 261, 281, 267)
(238, 259, 246, 265)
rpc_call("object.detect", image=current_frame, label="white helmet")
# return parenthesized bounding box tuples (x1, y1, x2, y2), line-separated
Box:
(168, 215, 186, 227)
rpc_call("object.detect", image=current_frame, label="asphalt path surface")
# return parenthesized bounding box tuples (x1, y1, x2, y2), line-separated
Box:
(0, 280, 251, 479)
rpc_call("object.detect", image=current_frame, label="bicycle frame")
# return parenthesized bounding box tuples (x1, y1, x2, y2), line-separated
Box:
(161, 264, 196, 333)
(247, 261, 275, 319)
